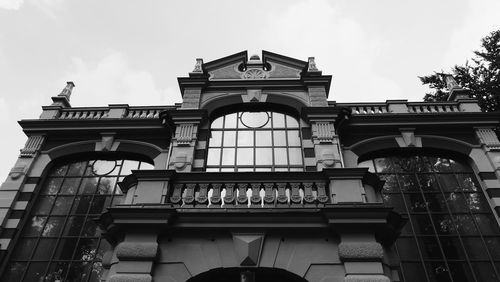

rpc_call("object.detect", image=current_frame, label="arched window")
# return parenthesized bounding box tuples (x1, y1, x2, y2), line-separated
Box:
(359, 155, 500, 282)
(206, 111, 303, 172)
(2, 159, 153, 282)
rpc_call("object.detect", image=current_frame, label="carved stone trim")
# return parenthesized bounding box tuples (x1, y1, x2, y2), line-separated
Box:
(109, 274, 152, 282)
(115, 242, 158, 261)
(338, 242, 383, 261)
(176, 123, 197, 146)
(232, 233, 264, 266)
(344, 275, 390, 282)
(20, 135, 44, 157)
(476, 128, 500, 150)
(242, 69, 268, 79)
(311, 122, 335, 143)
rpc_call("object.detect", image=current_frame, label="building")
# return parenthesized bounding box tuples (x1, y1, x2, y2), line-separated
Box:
(0, 51, 499, 282)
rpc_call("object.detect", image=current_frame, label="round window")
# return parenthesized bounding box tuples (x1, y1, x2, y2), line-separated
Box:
(240, 112, 270, 128)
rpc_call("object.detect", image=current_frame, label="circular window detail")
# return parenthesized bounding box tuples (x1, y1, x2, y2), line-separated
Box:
(240, 112, 270, 128)
(91, 160, 117, 176)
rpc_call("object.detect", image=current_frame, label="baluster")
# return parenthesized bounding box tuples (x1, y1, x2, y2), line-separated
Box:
(169, 184, 184, 207)
(316, 183, 329, 206)
(303, 182, 316, 207)
(236, 183, 248, 207)
(126, 110, 133, 118)
(263, 183, 275, 207)
(146, 110, 154, 118)
(140, 110, 147, 118)
(250, 183, 262, 207)
(153, 110, 160, 118)
(133, 110, 140, 118)
(183, 184, 196, 207)
(210, 184, 222, 208)
(290, 183, 302, 206)
(223, 183, 235, 207)
(101, 111, 108, 118)
(276, 183, 288, 207)
(195, 183, 209, 208)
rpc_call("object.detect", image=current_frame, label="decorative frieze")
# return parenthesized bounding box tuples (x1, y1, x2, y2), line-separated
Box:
(19, 135, 44, 157)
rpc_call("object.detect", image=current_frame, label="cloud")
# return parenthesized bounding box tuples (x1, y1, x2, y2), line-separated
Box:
(65, 50, 175, 106)
(28, 0, 64, 19)
(0, 0, 23, 10)
(262, 0, 401, 101)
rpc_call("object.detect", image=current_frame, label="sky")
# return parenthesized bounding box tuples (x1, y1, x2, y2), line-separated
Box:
(0, 0, 499, 180)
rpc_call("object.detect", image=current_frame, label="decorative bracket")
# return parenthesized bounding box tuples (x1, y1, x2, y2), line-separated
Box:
(476, 127, 500, 151)
(19, 135, 45, 158)
(232, 233, 264, 266)
(395, 128, 421, 148)
(96, 133, 118, 151)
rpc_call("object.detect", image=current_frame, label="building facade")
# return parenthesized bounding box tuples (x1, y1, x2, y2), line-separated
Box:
(0, 51, 500, 282)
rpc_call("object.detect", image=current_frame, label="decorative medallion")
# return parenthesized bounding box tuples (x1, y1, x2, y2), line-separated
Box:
(242, 69, 268, 79)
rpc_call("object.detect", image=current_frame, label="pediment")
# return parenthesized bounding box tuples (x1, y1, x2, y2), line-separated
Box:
(203, 51, 309, 81)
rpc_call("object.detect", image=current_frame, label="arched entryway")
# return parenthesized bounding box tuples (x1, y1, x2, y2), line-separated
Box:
(187, 267, 308, 282)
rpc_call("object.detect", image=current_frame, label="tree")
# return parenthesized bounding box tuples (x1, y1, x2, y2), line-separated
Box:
(420, 30, 500, 112)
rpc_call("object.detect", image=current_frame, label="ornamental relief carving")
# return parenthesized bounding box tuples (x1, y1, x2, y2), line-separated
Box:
(241, 69, 269, 79)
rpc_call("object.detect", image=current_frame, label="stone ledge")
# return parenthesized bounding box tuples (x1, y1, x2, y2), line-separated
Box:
(338, 242, 383, 260)
(116, 242, 158, 260)
(345, 274, 390, 282)
(108, 274, 152, 282)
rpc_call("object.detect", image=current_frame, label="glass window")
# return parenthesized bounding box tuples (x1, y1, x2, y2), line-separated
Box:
(2, 158, 150, 282)
(207, 111, 303, 172)
(361, 155, 500, 281)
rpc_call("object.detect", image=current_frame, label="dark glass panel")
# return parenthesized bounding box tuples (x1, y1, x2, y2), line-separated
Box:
(66, 261, 91, 282)
(457, 174, 480, 192)
(71, 196, 92, 214)
(397, 174, 419, 192)
(95, 239, 111, 261)
(484, 237, 500, 260)
(10, 239, 37, 260)
(380, 174, 399, 193)
(49, 164, 68, 177)
(374, 158, 391, 173)
(417, 174, 439, 192)
(89, 262, 105, 282)
(393, 156, 431, 173)
(419, 236, 443, 259)
(425, 193, 449, 212)
(51, 196, 74, 215)
(444, 193, 469, 213)
(447, 262, 475, 282)
(411, 214, 434, 234)
(42, 217, 65, 237)
(81, 219, 99, 237)
(437, 174, 460, 193)
(23, 262, 47, 282)
(59, 178, 80, 194)
(73, 239, 98, 261)
(67, 161, 87, 176)
(404, 193, 427, 212)
(111, 196, 125, 206)
(91, 160, 117, 176)
(42, 178, 63, 195)
(400, 262, 426, 282)
(439, 236, 466, 259)
(383, 194, 406, 213)
(396, 237, 420, 260)
(465, 193, 490, 212)
(89, 196, 111, 214)
(46, 262, 69, 282)
(23, 216, 47, 236)
(32, 196, 55, 215)
(461, 237, 489, 259)
(432, 158, 453, 173)
(32, 238, 57, 260)
(53, 238, 78, 259)
(97, 177, 117, 194)
(449, 159, 471, 172)
(471, 262, 499, 282)
(3, 262, 26, 282)
(78, 177, 99, 194)
(453, 214, 478, 235)
(432, 214, 456, 235)
(426, 261, 451, 282)
(63, 216, 86, 236)
(474, 214, 500, 234)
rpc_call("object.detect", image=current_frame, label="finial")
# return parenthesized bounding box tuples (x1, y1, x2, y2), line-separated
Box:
(307, 57, 320, 72)
(58, 81, 75, 100)
(192, 58, 203, 73)
(438, 73, 470, 101)
(440, 74, 461, 91)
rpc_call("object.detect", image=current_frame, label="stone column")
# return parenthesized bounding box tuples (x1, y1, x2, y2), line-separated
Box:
(338, 234, 389, 282)
(108, 233, 159, 282)
(164, 109, 207, 172)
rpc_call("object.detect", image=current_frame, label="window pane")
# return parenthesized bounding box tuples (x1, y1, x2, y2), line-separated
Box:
(286, 115, 299, 127)
(223, 131, 236, 146)
(23, 262, 47, 282)
(53, 238, 78, 259)
(67, 162, 87, 176)
(240, 112, 269, 128)
(273, 131, 286, 146)
(209, 131, 222, 147)
(256, 131, 272, 146)
(51, 196, 73, 215)
(42, 217, 65, 237)
(288, 148, 303, 165)
(274, 148, 287, 165)
(11, 239, 37, 260)
(207, 149, 221, 166)
(287, 130, 301, 146)
(42, 178, 63, 195)
(256, 148, 272, 165)
(72, 196, 92, 214)
(211, 116, 223, 128)
(63, 216, 86, 236)
(419, 236, 443, 259)
(78, 178, 98, 194)
(73, 239, 98, 261)
(66, 261, 92, 282)
(237, 148, 253, 165)
(225, 113, 237, 128)
(32, 238, 57, 259)
(272, 113, 285, 127)
(221, 148, 235, 165)
(32, 196, 55, 215)
(237, 130, 253, 146)
(3, 262, 26, 282)
(461, 237, 489, 259)
(23, 216, 47, 236)
(91, 160, 117, 176)
(97, 177, 116, 194)
(60, 178, 80, 195)
(120, 160, 140, 175)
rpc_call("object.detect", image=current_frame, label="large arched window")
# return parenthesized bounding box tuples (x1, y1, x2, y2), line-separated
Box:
(359, 155, 500, 282)
(206, 111, 303, 172)
(2, 158, 153, 282)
